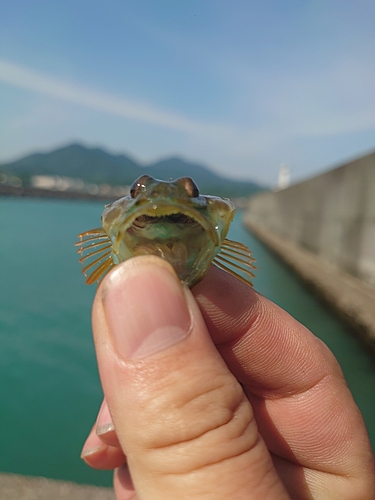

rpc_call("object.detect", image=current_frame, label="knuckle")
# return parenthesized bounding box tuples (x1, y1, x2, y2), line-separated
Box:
(134, 369, 258, 475)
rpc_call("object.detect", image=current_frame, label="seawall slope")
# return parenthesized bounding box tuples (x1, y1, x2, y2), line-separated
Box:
(244, 219, 375, 353)
(245, 151, 375, 288)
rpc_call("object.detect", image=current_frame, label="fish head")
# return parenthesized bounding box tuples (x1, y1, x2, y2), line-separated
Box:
(101, 175, 236, 286)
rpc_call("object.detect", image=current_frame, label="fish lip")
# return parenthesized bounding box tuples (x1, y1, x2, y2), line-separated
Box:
(119, 200, 219, 246)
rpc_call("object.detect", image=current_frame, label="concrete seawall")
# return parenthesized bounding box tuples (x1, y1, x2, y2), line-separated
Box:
(243, 219, 375, 354)
(243, 151, 375, 352)
(245, 151, 375, 288)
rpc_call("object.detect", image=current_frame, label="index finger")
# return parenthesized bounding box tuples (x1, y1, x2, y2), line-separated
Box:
(193, 266, 375, 490)
(193, 265, 335, 396)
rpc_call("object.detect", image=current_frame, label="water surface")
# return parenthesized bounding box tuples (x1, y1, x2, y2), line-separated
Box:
(0, 198, 374, 487)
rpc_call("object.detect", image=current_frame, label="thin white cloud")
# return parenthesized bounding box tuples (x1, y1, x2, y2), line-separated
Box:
(2, 58, 374, 147)
(0, 59, 231, 138)
(1, 58, 374, 183)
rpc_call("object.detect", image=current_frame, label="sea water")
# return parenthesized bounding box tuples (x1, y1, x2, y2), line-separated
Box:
(0, 197, 374, 487)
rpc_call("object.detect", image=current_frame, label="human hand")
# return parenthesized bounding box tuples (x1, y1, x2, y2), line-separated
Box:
(81, 256, 375, 499)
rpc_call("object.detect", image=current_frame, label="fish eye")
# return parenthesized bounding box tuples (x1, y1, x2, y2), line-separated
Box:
(130, 175, 154, 198)
(175, 177, 200, 198)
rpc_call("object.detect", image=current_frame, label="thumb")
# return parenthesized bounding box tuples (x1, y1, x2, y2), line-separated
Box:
(92, 256, 287, 500)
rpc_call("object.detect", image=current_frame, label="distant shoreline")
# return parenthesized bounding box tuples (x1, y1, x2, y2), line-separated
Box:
(0, 183, 249, 208)
(0, 184, 115, 202)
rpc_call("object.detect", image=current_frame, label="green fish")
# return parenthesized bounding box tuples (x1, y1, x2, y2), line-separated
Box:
(76, 175, 255, 287)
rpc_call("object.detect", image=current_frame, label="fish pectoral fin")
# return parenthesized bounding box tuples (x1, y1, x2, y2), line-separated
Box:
(213, 238, 256, 287)
(75, 228, 114, 285)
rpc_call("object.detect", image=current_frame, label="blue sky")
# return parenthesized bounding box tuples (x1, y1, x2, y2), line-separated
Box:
(1, 1, 374, 184)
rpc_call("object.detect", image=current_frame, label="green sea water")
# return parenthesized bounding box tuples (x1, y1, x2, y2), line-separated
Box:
(0, 197, 374, 487)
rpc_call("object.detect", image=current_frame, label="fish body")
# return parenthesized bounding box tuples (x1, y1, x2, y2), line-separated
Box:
(76, 175, 255, 287)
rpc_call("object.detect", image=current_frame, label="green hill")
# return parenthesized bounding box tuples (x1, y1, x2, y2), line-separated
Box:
(0, 143, 264, 198)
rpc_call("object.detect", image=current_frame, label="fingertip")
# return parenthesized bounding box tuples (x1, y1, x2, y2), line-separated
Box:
(99, 255, 178, 299)
(193, 265, 261, 343)
(81, 419, 125, 470)
(114, 465, 136, 499)
(98, 255, 193, 360)
(81, 443, 126, 470)
(97, 424, 121, 448)
(96, 399, 121, 447)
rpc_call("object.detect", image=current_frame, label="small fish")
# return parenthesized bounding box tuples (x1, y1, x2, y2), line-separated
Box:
(75, 175, 255, 288)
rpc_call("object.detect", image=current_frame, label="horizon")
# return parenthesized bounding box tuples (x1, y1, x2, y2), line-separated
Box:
(1, 1, 374, 184)
(2, 140, 375, 188)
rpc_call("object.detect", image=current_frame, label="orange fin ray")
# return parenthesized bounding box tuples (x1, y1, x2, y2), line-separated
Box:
(214, 254, 255, 277)
(221, 238, 250, 250)
(222, 239, 256, 264)
(75, 227, 109, 243)
(219, 249, 254, 267)
(75, 236, 110, 248)
(81, 250, 112, 274)
(85, 256, 114, 285)
(212, 238, 256, 286)
(79, 244, 112, 263)
(77, 239, 112, 254)
(78, 228, 106, 237)
(213, 259, 254, 287)
(76, 228, 114, 285)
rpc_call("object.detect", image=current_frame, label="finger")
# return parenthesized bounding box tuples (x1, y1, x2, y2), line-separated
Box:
(92, 256, 289, 500)
(193, 265, 335, 394)
(113, 465, 136, 500)
(193, 265, 375, 497)
(96, 398, 121, 448)
(81, 424, 126, 470)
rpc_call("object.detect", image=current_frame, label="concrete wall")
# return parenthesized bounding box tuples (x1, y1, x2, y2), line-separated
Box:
(244, 151, 375, 288)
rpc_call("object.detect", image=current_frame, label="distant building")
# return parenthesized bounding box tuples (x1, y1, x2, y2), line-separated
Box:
(31, 175, 58, 190)
(0, 173, 22, 187)
(276, 164, 291, 190)
(30, 175, 130, 197)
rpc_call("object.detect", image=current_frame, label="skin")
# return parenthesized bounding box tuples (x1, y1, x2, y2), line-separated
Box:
(81, 255, 375, 499)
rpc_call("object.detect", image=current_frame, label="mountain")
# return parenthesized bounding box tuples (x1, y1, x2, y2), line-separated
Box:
(0, 143, 263, 197)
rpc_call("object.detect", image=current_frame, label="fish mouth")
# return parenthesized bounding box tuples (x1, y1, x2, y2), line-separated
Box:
(132, 212, 198, 228)
(115, 202, 219, 281)
(120, 202, 219, 243)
